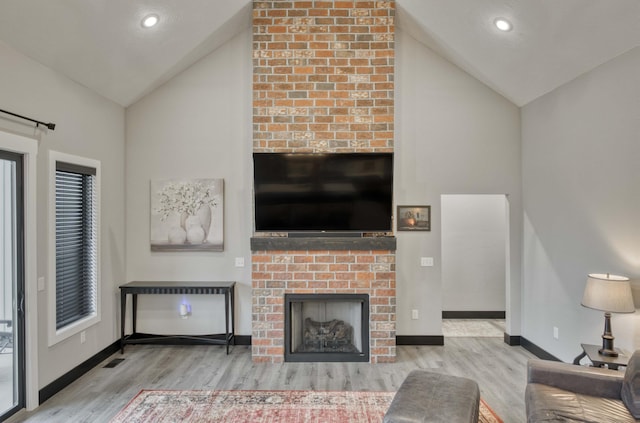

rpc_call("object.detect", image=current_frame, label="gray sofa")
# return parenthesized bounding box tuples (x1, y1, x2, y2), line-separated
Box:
(526, 350, 640, 422)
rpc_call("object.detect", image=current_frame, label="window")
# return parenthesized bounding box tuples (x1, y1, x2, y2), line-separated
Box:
(48, 151, 100, 345)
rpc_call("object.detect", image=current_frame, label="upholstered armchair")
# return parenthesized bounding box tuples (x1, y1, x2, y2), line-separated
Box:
(526, 350, 640, 422)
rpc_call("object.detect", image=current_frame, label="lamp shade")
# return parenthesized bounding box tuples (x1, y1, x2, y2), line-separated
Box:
(581, 273, 635, 313)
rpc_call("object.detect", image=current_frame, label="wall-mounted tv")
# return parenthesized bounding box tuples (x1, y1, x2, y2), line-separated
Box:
(253, 153, 393, 233)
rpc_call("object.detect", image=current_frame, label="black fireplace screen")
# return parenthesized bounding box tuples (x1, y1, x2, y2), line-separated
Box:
(285, 293, 369, 362)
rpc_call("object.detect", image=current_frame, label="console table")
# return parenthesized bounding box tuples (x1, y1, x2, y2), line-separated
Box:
(119, 281, 235, 354)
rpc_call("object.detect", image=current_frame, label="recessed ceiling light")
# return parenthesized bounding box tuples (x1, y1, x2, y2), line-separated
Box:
(494, 18, 512, 32)
(141, 14, 159, 28)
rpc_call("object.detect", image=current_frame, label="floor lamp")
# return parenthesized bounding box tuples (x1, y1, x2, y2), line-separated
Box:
(581, 273, 635, 357)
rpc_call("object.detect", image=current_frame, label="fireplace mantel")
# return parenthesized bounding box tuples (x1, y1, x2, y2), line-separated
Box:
(250, 236, 396, 251)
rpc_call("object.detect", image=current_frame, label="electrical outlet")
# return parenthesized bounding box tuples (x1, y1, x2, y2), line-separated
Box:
(80, 331, 86, 344)
(235, 257, 245, 267)
(553, 326, 559, 340)
(411, 309, 419, 320)
(420, 257, 434, 267)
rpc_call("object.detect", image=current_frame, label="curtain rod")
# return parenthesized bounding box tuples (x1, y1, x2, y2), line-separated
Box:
(0, 108, 56, 130)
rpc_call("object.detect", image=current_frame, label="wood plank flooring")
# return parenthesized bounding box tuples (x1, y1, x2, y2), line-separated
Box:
(7, 336, 536, 423)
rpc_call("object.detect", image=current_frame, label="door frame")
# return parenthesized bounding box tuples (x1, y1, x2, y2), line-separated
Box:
(0, 148, 25, 418)
(0, 130, 38, 411)
(440, 194, 511, 337)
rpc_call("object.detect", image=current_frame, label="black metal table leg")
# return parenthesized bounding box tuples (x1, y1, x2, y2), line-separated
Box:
(230, 287, 235, 345)
(573, 350, 586, 365)
(120, 291, 126, 354)
(225, 290, 230, 354)
(132, 294, 138, 335)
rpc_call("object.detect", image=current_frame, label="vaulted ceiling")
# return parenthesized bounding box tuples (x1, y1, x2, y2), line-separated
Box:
(0, 0, 637, 107)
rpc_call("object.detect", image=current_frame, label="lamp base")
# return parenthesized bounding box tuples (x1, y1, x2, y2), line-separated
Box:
(599, 312, 618, 357)
(598, 347, 619, 357)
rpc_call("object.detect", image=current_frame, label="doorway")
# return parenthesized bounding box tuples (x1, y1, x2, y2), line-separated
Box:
(441, 194, 508, 337)
(0, 149, 25, 420)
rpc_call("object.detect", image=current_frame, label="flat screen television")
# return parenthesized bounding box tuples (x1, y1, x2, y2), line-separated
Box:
(253, 153, 393, 233)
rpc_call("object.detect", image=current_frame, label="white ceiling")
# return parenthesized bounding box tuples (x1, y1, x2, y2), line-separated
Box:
(398, 0, 640, 106)
(0, 0, 253, 107)
(0, 0, 638, 107)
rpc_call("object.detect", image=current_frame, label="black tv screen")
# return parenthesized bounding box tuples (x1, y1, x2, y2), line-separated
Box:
(253, 153, 393, 232)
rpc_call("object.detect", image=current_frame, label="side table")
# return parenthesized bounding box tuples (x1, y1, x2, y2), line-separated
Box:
(573, 343, 628, 370)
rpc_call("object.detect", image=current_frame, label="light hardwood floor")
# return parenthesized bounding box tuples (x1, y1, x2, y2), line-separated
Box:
(7, 336, 536, 423)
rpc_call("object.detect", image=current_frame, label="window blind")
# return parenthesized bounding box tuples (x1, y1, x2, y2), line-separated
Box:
(55, 162, 97, 330)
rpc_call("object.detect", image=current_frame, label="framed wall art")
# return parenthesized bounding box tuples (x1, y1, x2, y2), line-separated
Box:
(397, 205, 431, 231)
(150, 178, 224, 251)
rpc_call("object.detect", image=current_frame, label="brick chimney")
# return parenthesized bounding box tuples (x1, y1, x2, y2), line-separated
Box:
(251, 0, 396, 364)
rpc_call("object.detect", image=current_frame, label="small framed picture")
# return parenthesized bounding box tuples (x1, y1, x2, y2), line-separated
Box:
(397, 205, 431, 231)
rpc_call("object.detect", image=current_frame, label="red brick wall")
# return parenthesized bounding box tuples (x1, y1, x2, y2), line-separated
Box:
(251, 0, 396, 363)
(252, 250, 396, 363)
(253, 0, 395, 152)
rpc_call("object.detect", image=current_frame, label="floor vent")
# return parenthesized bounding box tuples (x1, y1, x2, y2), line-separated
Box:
(103, 358, 125, 368)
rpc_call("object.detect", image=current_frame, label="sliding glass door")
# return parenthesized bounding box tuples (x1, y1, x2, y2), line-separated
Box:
(0, 150, 24, 420)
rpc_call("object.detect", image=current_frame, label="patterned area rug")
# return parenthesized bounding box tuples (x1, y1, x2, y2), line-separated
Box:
(111, 390, 503, 423)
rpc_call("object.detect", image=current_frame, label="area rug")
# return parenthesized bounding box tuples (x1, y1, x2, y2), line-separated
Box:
(111, 389, 503, 423)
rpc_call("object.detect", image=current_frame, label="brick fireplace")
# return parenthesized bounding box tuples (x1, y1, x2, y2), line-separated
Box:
(251, 243, 396, 363)
(251, 0, 396, 363)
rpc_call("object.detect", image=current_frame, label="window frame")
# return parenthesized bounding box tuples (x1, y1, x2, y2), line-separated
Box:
(48, 151, 101, 346)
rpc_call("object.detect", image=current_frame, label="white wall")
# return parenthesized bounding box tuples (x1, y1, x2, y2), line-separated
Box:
(125, 28, 253, 336)
(522, 47, 640, 362)
(0, 13, 523, 398)
(395, 28, 521, 336)
(123, 25, 522, 341)
(442, 195, 506, 311)
(0, 41, 125, 388)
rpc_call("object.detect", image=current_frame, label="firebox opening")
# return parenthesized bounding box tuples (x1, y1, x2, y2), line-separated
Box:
(285, 293, 369, 362)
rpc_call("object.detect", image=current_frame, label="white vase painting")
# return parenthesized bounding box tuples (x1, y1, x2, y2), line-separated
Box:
(150, 178, 224, 251)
